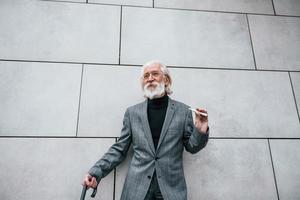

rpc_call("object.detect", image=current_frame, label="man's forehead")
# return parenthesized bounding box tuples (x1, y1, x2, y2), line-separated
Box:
(143, 64, 161, 73)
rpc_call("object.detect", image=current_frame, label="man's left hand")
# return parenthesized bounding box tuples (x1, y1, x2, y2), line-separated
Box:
(194, 108, 209, 133)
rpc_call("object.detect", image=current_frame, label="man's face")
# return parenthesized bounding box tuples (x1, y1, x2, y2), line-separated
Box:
(142, 64, 166, 90)
(142, 63, 169, 99)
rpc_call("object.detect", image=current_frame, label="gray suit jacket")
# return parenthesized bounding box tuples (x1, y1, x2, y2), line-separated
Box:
(89, 97, 209, 200)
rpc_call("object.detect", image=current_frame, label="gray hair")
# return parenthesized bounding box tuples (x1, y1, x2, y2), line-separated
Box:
(141, 60, 173, 95)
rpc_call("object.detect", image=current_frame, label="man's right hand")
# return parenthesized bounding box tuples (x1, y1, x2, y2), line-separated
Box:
(82, 174, 98, 189)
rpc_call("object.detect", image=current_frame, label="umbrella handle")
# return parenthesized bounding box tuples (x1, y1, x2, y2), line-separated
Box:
(91, 187, 97, 198)
(80, 185, 87, 200)
(80, 185, 97, 200)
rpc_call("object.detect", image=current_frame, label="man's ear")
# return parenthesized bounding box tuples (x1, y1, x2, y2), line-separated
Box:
(164, 75, 170, 85)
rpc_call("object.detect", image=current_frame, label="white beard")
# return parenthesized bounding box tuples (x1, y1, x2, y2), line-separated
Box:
(143, 81, 165, 100)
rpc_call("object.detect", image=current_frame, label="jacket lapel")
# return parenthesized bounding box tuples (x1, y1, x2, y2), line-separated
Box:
(156, 98, 175, 152)
(141, 100, 156, 154)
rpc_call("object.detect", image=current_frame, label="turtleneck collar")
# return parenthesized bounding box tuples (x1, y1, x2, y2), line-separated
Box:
(147, 93, 169, 108)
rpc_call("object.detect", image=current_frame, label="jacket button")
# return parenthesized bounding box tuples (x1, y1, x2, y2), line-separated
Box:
(147, 175, 151, 179)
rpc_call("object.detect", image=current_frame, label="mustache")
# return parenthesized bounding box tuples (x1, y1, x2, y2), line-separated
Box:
(145, 82, 159, 88)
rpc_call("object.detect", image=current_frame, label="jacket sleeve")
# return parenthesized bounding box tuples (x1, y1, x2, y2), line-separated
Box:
(88, 108, 132, 182)
(183, 110, 209, 154)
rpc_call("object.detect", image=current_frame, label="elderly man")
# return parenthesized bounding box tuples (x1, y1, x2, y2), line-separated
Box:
(83, 61, 209, 200)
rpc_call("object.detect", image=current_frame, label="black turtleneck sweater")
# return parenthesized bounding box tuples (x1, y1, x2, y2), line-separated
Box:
(147, 94, 169, 150)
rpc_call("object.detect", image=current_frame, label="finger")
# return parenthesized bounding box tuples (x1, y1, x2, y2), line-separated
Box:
(82, 178, 89, 186)
(92, 178, 97, 188)
(85, 181, 91, 187)
(85, 177, 93, 187)
(82, 177, 88, 186)
(196, 108, 207, 113)
(196, 108, 208, 117)
(189, 108, 208, 117)
(195, 112, 208, 118)
(87, 174, 93, 181)
(85, 176, 91, 183)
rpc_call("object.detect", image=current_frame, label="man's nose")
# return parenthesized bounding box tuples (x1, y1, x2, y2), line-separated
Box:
(147, 74, 155, 81)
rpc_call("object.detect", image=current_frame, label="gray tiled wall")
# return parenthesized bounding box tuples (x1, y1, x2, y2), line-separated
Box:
(0, 61, 82, 136)
(270, 140, 300, 200)
(273, 0, 300, 16)
(155, 0, 274, 14)
(170, 68, 300, 138)
(78, 65, 143, 137)
(248, 15, 300, 71)
(183, 139, 277, 200)
(0, 1, 120, 64)
(89, 0, 152, 7)
(121, 7, 255, 69)
(291, 72, 300, 110)
(0, 138, 115, 200)
(0, 0, 299, 199)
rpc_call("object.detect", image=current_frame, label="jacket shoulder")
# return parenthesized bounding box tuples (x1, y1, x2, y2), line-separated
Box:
(126, 100, 145, 113)
(170, 98, 190, 110)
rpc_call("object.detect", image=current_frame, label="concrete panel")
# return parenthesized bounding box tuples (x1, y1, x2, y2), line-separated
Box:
(0, 1, 120, 64)
(43, 0, 86, 2)
(121, 7, 255, 69)
(44, 0, 152, 5)
(155, 0, 274, 14)
(270, 140, 300, 200)
(78, 65, 144, 137)
(273, 0, 300, 16)
(0, 138, 115, 200)
(184, 139, 277, 200)
(90, 0, 152, 7)
(170, 68, 300, 138)
(291, 73, 300, 117)
(0, 61, 81, 136)
(248, 15, 300, 71)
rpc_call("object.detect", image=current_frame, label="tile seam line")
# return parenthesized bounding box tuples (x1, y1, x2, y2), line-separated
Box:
(1, 59, 300, 73)
(246, 14, 257, 70)
(270, 0, 277, 15)
(117, 65, 300, 73)
(267, 139, 280, 200)
(118, 6, 123, 65)
(167, 66, 300, 73)
(288, 72, 300, 123)
(75, 64, 84, 137)
(40, 0, 151, 8)
(149, 6, 300, 18)
(39, 0, 300, 18)
(91, 63, 300, 73)
(0, 59, 117, 66)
